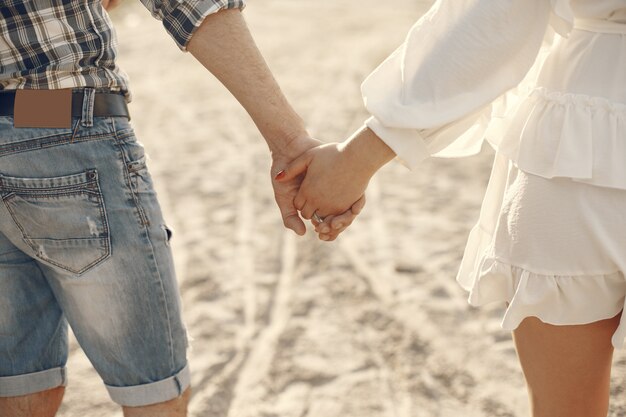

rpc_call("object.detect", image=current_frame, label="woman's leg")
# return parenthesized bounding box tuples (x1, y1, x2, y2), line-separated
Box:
(513, 312, 621, 417)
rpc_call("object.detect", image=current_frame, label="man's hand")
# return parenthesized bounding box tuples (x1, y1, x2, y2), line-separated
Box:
(271, 135, 321, 235)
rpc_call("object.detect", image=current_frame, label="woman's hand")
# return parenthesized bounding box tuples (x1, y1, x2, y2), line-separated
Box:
(312, 196, 367, 241)
(270, 135, 321, 235)
(272, 133, 374, 237)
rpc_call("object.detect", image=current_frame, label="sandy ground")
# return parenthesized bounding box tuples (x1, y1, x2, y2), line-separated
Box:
(55, 1, 626, 416)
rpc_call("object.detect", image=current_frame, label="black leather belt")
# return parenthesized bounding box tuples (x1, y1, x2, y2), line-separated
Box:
(0, 90, 130, 119)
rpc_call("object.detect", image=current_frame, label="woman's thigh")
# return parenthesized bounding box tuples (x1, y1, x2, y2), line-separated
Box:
(513, 313, 621, 417)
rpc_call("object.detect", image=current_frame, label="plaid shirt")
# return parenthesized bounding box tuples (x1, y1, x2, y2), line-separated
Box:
(0, 0, 245, 97)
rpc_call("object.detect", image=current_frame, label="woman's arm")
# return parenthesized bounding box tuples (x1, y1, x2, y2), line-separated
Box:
(280, 0, 554, 238)
(364, 0, 552, 168)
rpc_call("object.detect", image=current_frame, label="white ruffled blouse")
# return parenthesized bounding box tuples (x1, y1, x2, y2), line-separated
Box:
(362, 0, 626, 346)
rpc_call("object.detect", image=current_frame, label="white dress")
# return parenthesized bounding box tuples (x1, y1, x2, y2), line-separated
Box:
(361, 0, 626, 347)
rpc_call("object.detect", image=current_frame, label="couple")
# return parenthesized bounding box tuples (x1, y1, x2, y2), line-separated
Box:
(1, 1, 625, 417)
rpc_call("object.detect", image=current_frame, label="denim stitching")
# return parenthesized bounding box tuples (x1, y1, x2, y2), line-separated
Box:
(50, 315, 67, 372)
(69, 118, 81, 143)
(142, 225, 176, 373)
(111, 118, 176, 372)
(0, 181, 100, 192)
(0, 171, 100, 192)
(111, 118, 149, 227)
(0, 131, 116, 158)
(80, 88, 95, 128)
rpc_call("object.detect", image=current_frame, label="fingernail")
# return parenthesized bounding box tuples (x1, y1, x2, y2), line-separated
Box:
(321, 227, 330, 234)
(320, 235, 329, 241)
(333, 223, 343, 230)
(274, 170, 286, 180)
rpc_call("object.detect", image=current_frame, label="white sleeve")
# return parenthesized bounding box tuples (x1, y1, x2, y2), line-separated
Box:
(362, 0, 552, 169)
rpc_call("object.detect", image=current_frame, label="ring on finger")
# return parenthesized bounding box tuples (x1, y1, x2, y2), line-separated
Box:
(312, 212, 324, 223)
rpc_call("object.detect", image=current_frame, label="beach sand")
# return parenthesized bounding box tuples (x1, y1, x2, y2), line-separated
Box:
(56, 1, 626, 416)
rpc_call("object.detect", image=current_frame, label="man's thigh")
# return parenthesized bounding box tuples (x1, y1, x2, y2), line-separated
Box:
(0, 230, 68, 398)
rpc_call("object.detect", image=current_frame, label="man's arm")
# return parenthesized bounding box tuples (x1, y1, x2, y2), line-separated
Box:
(186, 9, 332, 235)
(187, 9, 308, 152)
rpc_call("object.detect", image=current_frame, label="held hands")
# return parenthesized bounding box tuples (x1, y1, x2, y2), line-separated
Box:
(271, 136, 363, 239)
(271, 128, 394, 240)
(271, 137, 366, 240)
(275, 127, 395, 241)
(277, 142, 372, 228)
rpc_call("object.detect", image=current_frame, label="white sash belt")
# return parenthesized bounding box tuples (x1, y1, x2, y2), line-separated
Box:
(574, 18, 626, 34)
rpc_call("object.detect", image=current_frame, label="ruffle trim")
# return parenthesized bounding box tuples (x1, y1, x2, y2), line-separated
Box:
(487, 88, 626, 190)
(457, 223, 626, 348)
(462, 255, 626, 348)
(550, 0, 574, 36)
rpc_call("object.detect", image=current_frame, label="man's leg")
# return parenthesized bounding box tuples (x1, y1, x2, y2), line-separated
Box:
(0, 387, 65, 417)
(25, 116, 190, 410)
(0, 233, 69, 417)
(0, 385, 192, 417)
(122, 387, 190, 417)
(1, 103, 188, 411)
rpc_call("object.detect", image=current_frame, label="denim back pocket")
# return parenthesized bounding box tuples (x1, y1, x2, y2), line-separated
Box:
(0, 169, 111, 275)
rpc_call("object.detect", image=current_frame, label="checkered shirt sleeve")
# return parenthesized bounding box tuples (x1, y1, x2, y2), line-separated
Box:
(0, 0, 245, 94)
(140, 0, 246, 50)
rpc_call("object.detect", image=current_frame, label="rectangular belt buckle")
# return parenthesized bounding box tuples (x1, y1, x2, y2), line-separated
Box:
(14, 89, 72, 129)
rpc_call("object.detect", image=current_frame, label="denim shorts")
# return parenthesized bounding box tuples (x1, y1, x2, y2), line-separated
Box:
(0, 89, 189, 407)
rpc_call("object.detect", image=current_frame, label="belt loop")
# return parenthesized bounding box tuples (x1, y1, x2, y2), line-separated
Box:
(81, 88, 95, 127)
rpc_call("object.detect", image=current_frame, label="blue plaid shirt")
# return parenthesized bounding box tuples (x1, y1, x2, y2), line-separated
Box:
(0, 0, 245, 97)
